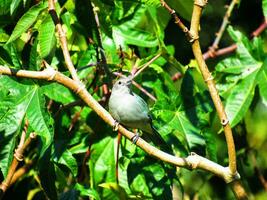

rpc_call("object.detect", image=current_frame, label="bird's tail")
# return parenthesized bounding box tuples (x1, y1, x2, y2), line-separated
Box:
(148, 126, 173, 154)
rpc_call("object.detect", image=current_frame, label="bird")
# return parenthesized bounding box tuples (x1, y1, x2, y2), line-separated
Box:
(108, 76, 171, 152)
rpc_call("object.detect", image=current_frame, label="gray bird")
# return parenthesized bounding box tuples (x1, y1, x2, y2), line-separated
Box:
(108, 76, 170, 151)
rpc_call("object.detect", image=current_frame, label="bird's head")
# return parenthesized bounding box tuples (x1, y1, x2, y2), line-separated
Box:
(111, 76, 132, 94)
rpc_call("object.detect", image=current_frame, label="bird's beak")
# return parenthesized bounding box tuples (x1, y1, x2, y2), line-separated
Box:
(126, 79, 132, 86)
(125, 75, 133, 86)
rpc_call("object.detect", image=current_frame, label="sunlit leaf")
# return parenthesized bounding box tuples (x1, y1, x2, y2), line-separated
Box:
(38, 14, 56, 58)
(41, 83, 76, 104)
(10, 0, 22, 15)
(74, 183, 100, 200)
(7, 2, 47, 44)
(263, 0, 267, 18)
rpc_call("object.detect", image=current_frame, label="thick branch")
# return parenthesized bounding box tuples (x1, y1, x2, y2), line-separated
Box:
(189, 1, 248, 199)
(190, 0, 237, 175)
(0, 65, 239, 183)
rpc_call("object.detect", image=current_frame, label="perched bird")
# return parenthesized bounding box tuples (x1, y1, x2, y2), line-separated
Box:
(108, 76, 170, 151)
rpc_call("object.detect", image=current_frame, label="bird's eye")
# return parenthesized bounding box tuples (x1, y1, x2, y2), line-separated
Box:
(118, 81, 122, 85)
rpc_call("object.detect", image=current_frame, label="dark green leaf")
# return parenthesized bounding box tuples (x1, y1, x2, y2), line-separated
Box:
(0, 0, 11, 15)
(53, 149, 78, 176)
(38, 149, 58, 200)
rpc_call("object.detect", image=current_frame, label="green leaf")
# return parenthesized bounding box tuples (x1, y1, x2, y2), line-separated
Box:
(7, 2, 47, 44)
(41, 83, 76, 104)
(166, 0, 193, 21)
(263, 0, 267, 18)
(112, 5, 160, 48)
(74, 183, 101, 200)
(26, 88, 54, 155)
(29, 37, 42, 70)
(203, 128, 217, 162)
(99, 182, 128, 200)
(258, 59, 267, 106)
(53, 149, 78, 176)
(0, 77, 28, 177)
(0, 0, 11, 15)
(152, 70, 212, 153)
(38, 149, 58, 200)
(90, 137, 117, 199)
(38, 14, 56, 58)
(0, 76, 53, 158)
(3, 43, 22, 68)
(216, 27, 263, 127)
(10, 0, 22, 15)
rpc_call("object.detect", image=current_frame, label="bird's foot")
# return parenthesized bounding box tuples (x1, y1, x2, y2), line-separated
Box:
(113, 120, 119, 131)
(131, 133, 140, 144)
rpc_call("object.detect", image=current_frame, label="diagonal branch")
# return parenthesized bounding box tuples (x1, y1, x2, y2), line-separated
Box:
(0, 65, 240, 184)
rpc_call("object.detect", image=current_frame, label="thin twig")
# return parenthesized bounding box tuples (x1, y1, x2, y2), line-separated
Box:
(207, 0, 239, 56)
(113, 72, 157, 101)
(160, 0, 193, 41)
(48, 0, 79, 82)
(251, 19, 267, 37)
(132, 52, 162, 78)
(203, 19, 267, 60)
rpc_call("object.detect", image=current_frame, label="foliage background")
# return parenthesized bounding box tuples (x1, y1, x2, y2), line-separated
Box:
(0, 0, 267, 199)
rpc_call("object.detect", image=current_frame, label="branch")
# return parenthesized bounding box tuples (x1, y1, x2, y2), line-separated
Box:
(48, 0, 79, 82)
(10, 161, 34, 186)
(0, 131, 36, 198)
(0, 65, 240, 184)
(190, 0, 237, 175)
(203, 19, 267, 60)
(189, 1, 248, 199)
(160, 0, 193, 41)
(206, 0, 239, 55)
(132, 52, 162, 78)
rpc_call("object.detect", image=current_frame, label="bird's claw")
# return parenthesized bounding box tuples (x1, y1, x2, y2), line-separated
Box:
(113, 120, 119, 131)
(131, 133, 140, 144)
